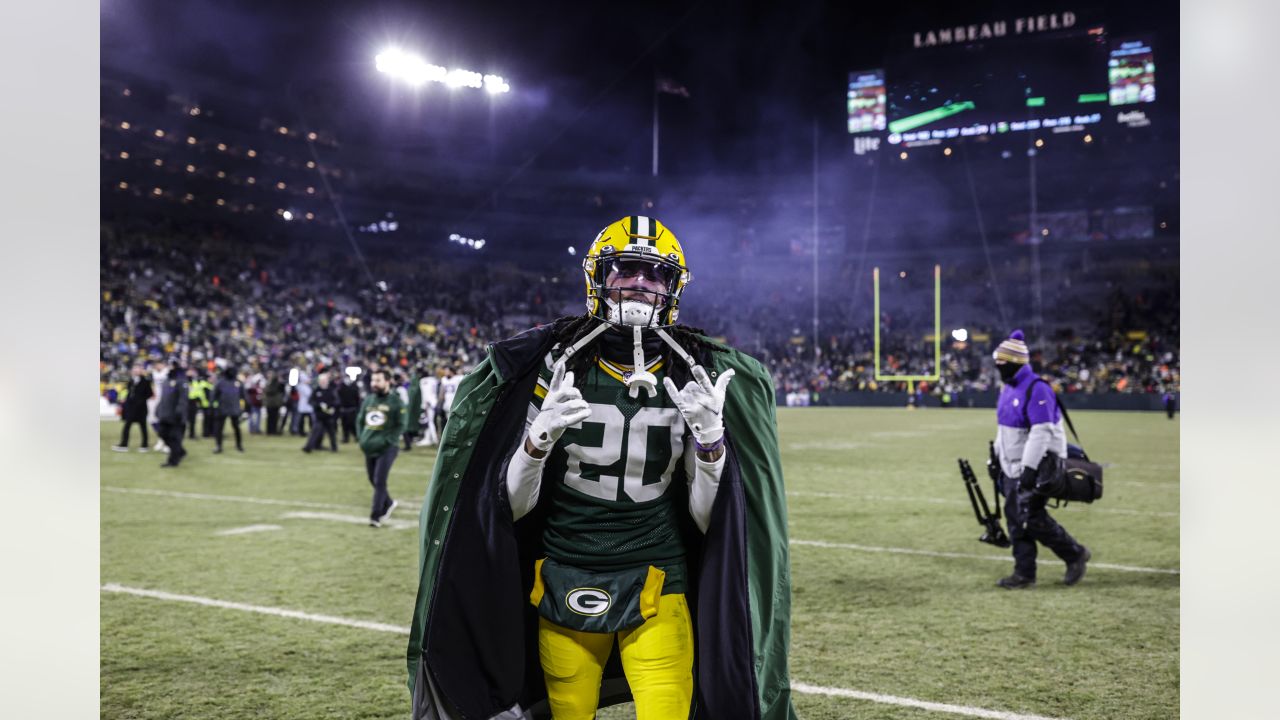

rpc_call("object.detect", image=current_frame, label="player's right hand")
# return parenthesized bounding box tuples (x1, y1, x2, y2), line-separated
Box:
(527, 362, 591, 452)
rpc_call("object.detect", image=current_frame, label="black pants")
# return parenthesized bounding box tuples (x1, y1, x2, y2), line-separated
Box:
(305, 413, 338, 451)
(365, 446, 399, 520)
(202, 407, 215, 437)
(119, 419, 149, 448)
(1001, 472, 1085, 580)
(266, 406, 281, 435)
(340, 409, 357, 442)
(158, 421, 186, 466)
(215, 412, 243, 451)
(186, 402, 200, 438)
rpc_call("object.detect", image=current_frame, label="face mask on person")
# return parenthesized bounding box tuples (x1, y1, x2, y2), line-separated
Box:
(997, 362, 1021, 383)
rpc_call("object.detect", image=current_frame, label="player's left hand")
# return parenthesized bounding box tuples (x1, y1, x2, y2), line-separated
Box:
(663, 365, 734, 446)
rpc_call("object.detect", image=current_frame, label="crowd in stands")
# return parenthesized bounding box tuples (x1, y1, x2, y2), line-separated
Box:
(99, 217, 1179, 406)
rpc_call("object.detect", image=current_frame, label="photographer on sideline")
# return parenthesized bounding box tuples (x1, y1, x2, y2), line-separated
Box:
(992, 329, 1090, 590)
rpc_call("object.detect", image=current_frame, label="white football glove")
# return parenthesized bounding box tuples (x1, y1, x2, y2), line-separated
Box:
(527, 362, 592, 453)
(663, 365, 735, 447)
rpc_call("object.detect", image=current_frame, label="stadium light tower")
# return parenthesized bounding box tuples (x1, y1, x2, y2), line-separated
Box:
(375, 47, 510, 93)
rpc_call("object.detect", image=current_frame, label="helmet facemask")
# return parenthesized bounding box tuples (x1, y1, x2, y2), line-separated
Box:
(587, 254, 684, 329)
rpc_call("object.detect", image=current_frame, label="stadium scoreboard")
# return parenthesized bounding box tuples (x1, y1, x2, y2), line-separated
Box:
(848, 18, 1160, 153)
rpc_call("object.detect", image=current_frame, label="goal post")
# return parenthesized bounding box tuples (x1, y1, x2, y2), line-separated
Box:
(873, 264, 941, 393)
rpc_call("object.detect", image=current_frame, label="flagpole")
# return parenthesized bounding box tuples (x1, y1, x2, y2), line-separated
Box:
(652, 76, 660, 177)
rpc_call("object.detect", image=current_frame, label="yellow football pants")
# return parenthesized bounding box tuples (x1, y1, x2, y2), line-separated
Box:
(537, 592, 694, 720)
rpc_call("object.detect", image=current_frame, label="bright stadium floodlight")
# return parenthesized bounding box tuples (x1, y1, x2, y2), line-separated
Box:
(375, 47, 510, 93)
(449, 232, 486, 250)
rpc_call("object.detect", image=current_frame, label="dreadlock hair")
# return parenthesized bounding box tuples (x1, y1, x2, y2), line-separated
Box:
(548, 314, 728, 391)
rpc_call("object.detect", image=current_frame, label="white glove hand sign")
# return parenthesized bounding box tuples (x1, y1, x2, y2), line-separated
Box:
(663, 365, 735, 446)
(527, 362, 592, 452)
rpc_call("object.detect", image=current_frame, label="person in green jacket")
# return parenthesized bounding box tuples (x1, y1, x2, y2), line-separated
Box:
(406, 216, 795, 720)
(358, 368, 406, 527)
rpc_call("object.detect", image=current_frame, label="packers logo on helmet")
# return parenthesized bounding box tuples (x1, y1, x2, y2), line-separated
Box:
(582, 216, 690, 327)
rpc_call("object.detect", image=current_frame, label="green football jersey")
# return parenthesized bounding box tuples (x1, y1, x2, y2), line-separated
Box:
(530, 351, 692, 593)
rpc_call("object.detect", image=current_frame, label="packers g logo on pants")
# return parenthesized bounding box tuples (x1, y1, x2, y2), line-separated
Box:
(566, 588, 612, 616)
(365, 410, 386, 427)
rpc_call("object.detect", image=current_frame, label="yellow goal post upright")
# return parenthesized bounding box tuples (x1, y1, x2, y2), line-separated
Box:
(873, 264, 941, 394)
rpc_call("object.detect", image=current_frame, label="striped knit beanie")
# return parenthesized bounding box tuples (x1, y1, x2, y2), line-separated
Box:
(993, 329, 1029, 364)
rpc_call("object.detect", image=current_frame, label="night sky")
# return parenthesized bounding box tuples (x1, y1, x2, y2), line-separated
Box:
(102, 1, 1178, 176)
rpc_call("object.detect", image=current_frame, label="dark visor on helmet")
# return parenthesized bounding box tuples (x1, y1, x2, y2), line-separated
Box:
(602, 257, 680, 288)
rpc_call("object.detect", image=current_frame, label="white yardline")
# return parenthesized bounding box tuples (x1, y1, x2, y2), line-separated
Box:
(101, 584, 410, 634)
(103, 486, 422, 512)
(101, 583, 1068, 720)
(790, 539, 1180, 575)
(791, 682, 1069, 720)
(786, 491, 1178, 518)
(215, 524, 283, 536)
(281, 511, 416, 530)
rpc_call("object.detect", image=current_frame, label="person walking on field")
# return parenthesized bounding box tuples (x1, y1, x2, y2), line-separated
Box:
(113, 364, 153, 452)
(358, 369, 405, 527)
(212, 368, 246, 454)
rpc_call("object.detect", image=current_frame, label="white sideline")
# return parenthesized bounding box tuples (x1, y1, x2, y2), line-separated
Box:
(101, 583, 410, 634)
(104, 486, 421, 512)
(281, 511, 416, 530)
(791, 539, 1180, 575)
(101, 583, 1068, 720)
(787, 491, 1178, 518)
(791, 682, 1069, 720)
(215, 524, 283, 536)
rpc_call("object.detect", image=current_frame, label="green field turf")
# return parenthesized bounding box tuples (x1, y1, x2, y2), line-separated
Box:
(101, 407, 1178, 719)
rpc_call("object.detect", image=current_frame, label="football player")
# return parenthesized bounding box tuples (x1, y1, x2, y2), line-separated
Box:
(407, 217, 796, 720)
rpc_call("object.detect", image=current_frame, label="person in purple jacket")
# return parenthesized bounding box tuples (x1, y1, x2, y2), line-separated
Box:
(991, 330, 1090, 589)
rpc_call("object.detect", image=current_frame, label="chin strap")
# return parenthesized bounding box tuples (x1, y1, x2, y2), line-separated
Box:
(653, 327, 697, 369)
(625, 325, 659, 399)
(553, 320, 610, 374)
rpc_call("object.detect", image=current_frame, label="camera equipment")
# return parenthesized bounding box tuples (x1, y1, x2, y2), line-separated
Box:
(1024, 380, 1105, 505)
(958, 444, 1010, 548)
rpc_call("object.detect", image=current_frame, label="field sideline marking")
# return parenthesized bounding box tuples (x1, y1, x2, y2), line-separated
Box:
(791, 682, 1068, 720)
(101, 583, 1068, 720)
(101, 583, 410, 633)
(104, 486, 422, 512)
(215, 524, 283, 536)
(787, 491, 1178, 518)
(791, 539, 1179, 575)
(281, 511, 416, 530)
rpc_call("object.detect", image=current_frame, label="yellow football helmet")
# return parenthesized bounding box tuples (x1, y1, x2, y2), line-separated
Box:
(581, 216, 690, 327)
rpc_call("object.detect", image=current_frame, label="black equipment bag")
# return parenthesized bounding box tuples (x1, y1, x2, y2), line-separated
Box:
(1025, 380, 1104, 504)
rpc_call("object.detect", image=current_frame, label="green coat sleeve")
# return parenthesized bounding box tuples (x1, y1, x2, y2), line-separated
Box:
(407, 355, 500, 690)
(715, 347, 797, 720)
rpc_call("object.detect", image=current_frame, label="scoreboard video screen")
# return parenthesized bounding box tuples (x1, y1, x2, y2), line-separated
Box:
(1108, 38, 1156, 106)
(847, 70, 886, 134)
(851, 24, 1159, 149)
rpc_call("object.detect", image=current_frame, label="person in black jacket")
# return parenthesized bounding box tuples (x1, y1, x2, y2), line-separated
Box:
(212, 368, 245, 454)
(338, 374, 361, 443)
(156, 363, 188, 468)
(113, 364, 153, 452)
(264, 373, 286, 435)
(303, 371, 339, 453)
